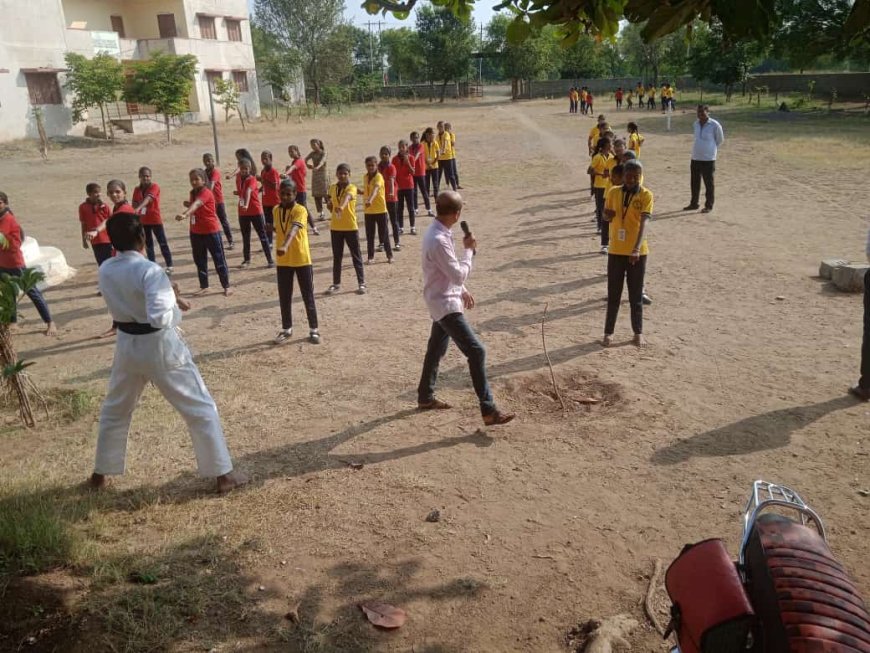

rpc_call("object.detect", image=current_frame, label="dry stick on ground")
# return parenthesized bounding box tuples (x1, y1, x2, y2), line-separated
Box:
(644, 558, 666, 636)
(541, 303, 567, 414)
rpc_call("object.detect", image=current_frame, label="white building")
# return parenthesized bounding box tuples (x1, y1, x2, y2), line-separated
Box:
(0, 0, 261, 142)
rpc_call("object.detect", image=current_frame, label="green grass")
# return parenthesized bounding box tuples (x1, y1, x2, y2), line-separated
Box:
(46, 387, 100, 423)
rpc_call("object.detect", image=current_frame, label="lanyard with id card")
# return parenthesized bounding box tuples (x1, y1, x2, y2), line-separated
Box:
(618, 188, 637, 243)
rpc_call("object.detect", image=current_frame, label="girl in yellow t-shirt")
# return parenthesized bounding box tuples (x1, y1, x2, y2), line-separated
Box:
(627, 122, 644, 158)
(325, 163, 366, 295)
(587, 136, 614, 253)
(360, 155, 393, 265)
(273, 178, 320, 345)
(422, 127, 441, 200)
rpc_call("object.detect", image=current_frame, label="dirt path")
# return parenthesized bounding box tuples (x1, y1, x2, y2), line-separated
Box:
(2, 98, 869, 652)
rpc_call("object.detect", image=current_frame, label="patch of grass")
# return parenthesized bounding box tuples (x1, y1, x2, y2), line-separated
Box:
(46, 387, 100, 423)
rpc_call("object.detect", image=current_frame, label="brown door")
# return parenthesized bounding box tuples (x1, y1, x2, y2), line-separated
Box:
(157, 13, 178, 38)
(110, 15, 125, 38)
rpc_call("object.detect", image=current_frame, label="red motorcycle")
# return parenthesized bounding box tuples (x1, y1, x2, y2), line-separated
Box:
(665, 480, 870, 652)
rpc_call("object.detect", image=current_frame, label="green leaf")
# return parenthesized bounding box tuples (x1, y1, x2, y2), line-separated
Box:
(506, 18, 532, 44)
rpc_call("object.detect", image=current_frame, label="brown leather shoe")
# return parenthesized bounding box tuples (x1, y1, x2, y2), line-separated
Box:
(483, 410, 516, 426)
(849, 385, 870, 402)
(418, 399, 452, 411)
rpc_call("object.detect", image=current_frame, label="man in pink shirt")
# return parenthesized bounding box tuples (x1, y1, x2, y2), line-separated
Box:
(417, 191, 515, 426)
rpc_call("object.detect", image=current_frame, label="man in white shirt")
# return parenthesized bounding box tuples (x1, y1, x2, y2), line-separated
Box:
(417, 191, 515, 426)
(684, 104, 724, 214)
(851, 228, 870, 401)
(89, 213, 247, 493)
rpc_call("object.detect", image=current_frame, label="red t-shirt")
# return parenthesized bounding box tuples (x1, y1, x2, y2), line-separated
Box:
(189, 187, 221, 235)
(207, 167, 224, 204)
(615, 90, 624, 100)
(0, 210, 26, 269)
(378, 162, 398, 202)
(236, 173, 263, 217)
(132, 183, 162, 225)
(112, 201, 134, 215)
(78, 201, 111, 245)
(260, 166, 281, 207)
(391, 155, 415, 191)
(409, 143, 426, 176)
(288, 158, 307, 193)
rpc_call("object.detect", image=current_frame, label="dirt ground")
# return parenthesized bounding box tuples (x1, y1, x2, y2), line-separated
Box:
(1, 93, 869, 652)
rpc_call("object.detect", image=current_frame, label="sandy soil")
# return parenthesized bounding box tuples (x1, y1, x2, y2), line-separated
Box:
(1, 94, 869, 652)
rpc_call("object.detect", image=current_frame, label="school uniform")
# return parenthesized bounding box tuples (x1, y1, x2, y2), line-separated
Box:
(260, 165, 282, 246)
(379, 161, 400, 247)
(328, 183, 364, 287)
(0, 209, 52, 325)
(94, 250, 233, 478)
(363, 172, 392, 261)
(590, 152, 612, 234)
(423, 140, 441, 199)
(133, 183, 173, 268)
(288, 158, 315, 229)
(207, 167, 234, 246)
(236, 173, 273, 265)
(449, 130, 460, 186)
(188, 187, 229, 290)
(79, 200, 113, 266)
(273, 204, 317, 331)
(408, 143, 430, 212)
(113, 201, 134, 216)
(647, 86, 657, 109)
(392, 153, 417, 231)
(604, 185, 653, 336)
(629, 132, 643, 158)
(438, 131, 457, 191)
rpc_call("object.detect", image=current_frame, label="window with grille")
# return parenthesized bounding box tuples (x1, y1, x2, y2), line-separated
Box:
(226, 19, 242, 42)
(232, 71, 249, 92)
(199, 16, 216, 39)
(110, 15, 125, 38)
(25, 73, 62, 105)
(206, 71, 223, 92)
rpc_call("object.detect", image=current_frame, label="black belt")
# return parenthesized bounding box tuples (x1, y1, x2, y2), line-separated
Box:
(116, 322, 161, 335)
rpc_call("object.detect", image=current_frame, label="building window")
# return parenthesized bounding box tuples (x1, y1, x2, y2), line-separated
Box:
(25, 73, 62, 105)
(157, 13, 178, 38)
(232, 71, 249, 92)
(110, 15, 125, 38)
(198, 16, 216, 40)
(206, 70, 223, 92)
(226, 19, 242, 42)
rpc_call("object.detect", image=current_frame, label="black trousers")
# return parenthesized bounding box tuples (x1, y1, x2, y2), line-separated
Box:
(593, 187, 606, 233)
(690, 159, 716, 209)
(263, 205, 276, 246)
(386, 201, 400, 246)
(92, 243, 113, 266)
(190, 232, 229, 289)
(413, 176, 430, 211)
(860, 269, 870, 390)
(397, 189, 415, 229)
(439, 159, 458, 191)
(364, 213, 392, 260)
(426, 168, 440, 199)
(238, 214, 273, 264)
(216, 202, 234, 245)
(604, 254, 647, 335)
(144, 224, 173, 267)
(277, 264, 318, 330)
(296, 191, 316, 229)
(330, 230, 365, 286)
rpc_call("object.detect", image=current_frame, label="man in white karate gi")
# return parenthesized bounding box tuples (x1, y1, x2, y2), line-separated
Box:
(89, 212, 247, 493)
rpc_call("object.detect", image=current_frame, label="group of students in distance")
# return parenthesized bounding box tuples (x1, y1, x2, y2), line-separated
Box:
(585, 113, 654, 348)
(74, 121, 462, 345)
(569, 81, 678, 114)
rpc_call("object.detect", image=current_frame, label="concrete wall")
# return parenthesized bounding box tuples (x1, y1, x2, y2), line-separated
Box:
(61, 0, 190, 39)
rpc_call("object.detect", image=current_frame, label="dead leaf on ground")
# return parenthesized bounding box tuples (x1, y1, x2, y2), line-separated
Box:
(360, 602, 407, 629)
(570, 394, 600, 405)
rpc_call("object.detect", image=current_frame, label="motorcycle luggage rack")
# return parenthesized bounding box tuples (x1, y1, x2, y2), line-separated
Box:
(738, 480, 826, 572)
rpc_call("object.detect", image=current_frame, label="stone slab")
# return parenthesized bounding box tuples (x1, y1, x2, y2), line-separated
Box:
(832, 263, 869, 293)
(819, 258, 849, 280)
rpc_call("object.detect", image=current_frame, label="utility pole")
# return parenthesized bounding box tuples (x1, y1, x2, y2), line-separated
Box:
(478, 23, 484, 87)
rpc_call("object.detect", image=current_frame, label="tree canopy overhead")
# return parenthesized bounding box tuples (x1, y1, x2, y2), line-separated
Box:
(363, 0, 870, 46)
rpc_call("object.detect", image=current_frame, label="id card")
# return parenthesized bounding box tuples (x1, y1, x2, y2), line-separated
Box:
(617, 229, 626, 242)
(190, 215, 196, 226)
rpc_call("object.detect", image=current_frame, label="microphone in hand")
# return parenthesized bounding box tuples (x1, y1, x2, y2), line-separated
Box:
(460, 220, 477, 256)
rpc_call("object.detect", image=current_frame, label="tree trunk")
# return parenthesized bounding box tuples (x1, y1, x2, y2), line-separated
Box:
(0, 324, 35, 428)
(164, 114, 171, 143)
(238, 104, 246, 131)
(99, 104, 109, 141)
(439, 79, 449, 103)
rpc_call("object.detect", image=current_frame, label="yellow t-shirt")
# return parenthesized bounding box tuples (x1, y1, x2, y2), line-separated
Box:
(581, 90, 588, 101)
(363, 172, 387, 215)
(590, 152, 612, 189)
(272, 204, 310, 267)
(648, 86, 656, 98)
(423, 141, 440, 169)
(628, 132, 643, 158)
(449, 131, 457, 154)
(606, 185, 653, 256)
(329, 182, 358, 231)
(604, 156, 618, 192)
(437, 131, 454, 161)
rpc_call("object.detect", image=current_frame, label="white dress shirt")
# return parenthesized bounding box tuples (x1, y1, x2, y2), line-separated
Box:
(422, 219, 473, 322)
(98, 250, 181, 329)
(691, 117, 724, 161)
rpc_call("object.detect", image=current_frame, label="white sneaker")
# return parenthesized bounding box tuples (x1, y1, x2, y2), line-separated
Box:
(394, 243, 402, 251)
(599, 245, 608, 254)
(427, 210, 434, 217)
(410, 227, 417, 235)
(274, 329, 292, 345)
(309, 329, 321, 344)
(165, 267, 174, 276)
(325, 285, 339, 295)
(357, 284, 367, 295)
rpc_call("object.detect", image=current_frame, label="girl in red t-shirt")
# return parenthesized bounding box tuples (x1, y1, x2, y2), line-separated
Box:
(259, 150, 281, 247)
(107, 179, 133, 215)
(285, 145, 319, 236)
(133, 166, 174, 273)
(392, 139, 417, 236)
(79, 182, 113, 267)
(378, 145, 400, 251)
(235, 157, 274, 269)
(0, 191, 57, 335)
(176, 169, 231, 295)
(203, 152, 234, 249)
(408, 131, 432, 216)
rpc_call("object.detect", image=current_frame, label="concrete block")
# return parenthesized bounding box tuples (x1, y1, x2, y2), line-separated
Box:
(832, 264, 869, 293)
(819, 258, 849, 280)
(22, 236, 76, 290)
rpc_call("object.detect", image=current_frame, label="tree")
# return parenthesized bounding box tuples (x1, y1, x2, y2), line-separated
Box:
(254, 0, 345, 105)
(381, 28, 425, 84)
(416, 5, 475, 102)
(486, 14, 562, 81)
(559, 32, 608, 79)
(124, 52, 197, 143)
(347, 24, 386, 78)
(689, 23, 765, 100)
(0, 269, 46, 427)
(252, 22, 303, 117)
(213, 78, 245, 129)
(63, 52, 124, 141)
